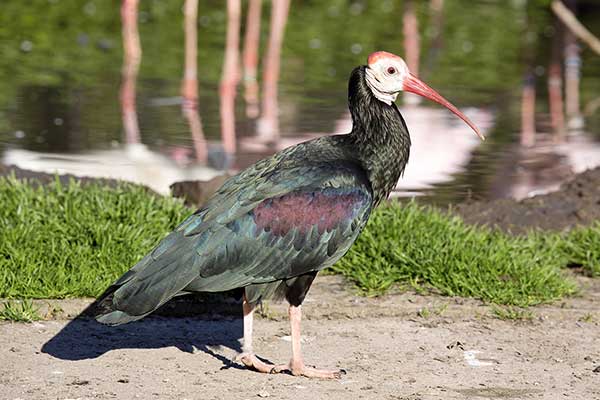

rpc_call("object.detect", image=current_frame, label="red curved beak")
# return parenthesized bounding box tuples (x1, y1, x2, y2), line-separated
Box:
(403, 73, 485, 141)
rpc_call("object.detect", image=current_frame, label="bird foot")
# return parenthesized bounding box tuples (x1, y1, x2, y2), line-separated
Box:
(235, 352, 279, 374)
(235, 353, 344, 379)
(271, 361, 346, 379)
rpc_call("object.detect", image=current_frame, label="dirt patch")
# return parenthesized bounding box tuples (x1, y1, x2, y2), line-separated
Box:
(169, 174, 231, 207)
(0, 163, 157, 193)
(450, 167, 600, 234)
(2, 275, 599, 400)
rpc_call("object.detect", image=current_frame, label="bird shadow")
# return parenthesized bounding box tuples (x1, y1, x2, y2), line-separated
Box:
(41, 315, 246, 370)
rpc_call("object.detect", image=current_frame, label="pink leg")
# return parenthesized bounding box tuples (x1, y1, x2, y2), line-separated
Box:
(272, 305, 345, 379)
(236, 294, 277, 373)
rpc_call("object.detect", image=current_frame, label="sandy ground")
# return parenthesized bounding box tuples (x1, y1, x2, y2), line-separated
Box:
(1, 276, 599, 400)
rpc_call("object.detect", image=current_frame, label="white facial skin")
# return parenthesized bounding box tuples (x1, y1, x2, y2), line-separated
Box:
(365, 57, 410, 105)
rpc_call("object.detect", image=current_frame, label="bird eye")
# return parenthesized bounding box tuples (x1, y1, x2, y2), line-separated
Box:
(387, 67, 396, 74)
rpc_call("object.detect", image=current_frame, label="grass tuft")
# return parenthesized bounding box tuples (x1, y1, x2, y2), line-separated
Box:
(332, 201, 581, 307)
(490, 305, 535, 321)
(0, 300, 41, 322)
(417, 303, 448, 319)
(0, 175, 192, 298)
(558, 224, 600, 277)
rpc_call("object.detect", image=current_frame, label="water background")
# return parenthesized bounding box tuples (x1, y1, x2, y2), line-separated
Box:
(1, 1, 599, 204)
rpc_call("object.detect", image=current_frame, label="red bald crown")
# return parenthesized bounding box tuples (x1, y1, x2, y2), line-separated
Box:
(367, 51, 402, 66)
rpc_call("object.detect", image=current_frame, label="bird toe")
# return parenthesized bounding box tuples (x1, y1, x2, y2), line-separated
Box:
(289, 363, 345, 379)
(236, 352, 280, 374)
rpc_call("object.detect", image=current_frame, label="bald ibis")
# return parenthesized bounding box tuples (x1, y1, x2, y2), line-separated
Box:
(95, 51, 483, 379)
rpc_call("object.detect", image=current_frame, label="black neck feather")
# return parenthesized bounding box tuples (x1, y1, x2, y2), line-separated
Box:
(347, 66, 411, 204)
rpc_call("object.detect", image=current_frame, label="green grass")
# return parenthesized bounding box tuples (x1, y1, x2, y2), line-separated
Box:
(0, 176, 598, 310)
(0, 300, 41, 322)
(490, 305, 535, 321)
(332, 201, 598, 307)
(0, 175, 192, 299)
(555, 224, 600, 277)
(417, 303, 448, 319)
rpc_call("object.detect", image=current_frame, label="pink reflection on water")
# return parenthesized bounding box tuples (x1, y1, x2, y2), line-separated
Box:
(182, 0, 208, 164)
(241, 104, 494, 197)
(521, 73, 536, 147)
(242, 0, 262, 119)
(548, 16, 566, 143)
(220, 0, 242, 158)
(257, 0, 290, 143)
(393, 105, 493, 195)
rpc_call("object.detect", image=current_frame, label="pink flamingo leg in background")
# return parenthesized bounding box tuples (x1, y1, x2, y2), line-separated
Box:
(549, 17, 566, 143)
(182, 0, 208, 164)
(403, 0, 421, 105)
(220, 0, 241, 158)
(520, 73, 536, 147)
(548, 17, 565, 143)
(548, 63, 565, 143)
(257, 0, 290, 142)
(120, 0, 142, 146)
(242, 0, 262, 119)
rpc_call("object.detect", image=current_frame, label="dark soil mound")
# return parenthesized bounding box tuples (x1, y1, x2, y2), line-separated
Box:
(169, 174, 231, 207)
(451, 167, 600, 234)
(0, 164, 156, 193)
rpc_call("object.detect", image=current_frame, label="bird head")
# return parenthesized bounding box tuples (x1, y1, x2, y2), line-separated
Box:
(365, 51, 485, 140)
